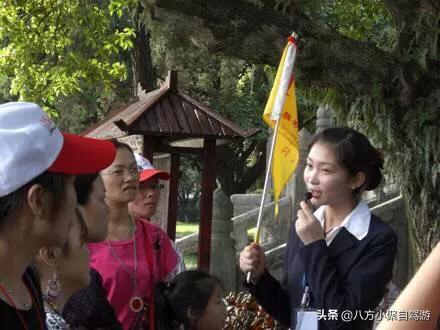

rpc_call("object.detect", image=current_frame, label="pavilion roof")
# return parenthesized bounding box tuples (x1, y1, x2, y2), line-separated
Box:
(83, 71, 259, 144)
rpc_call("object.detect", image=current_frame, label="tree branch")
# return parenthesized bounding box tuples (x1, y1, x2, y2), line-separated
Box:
(149, 0, 398, 97)
(236, 145, 266, 193)
(382, 0, 412, 22)
(239, 140, 258, 163)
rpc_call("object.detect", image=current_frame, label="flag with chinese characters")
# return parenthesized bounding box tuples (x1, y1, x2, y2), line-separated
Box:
(263, 36, 299, 215)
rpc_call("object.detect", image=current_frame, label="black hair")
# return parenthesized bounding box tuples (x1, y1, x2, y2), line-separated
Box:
(154, 270, 223, 330)
(74, 173, 99, 205)
(0, 171, 68, 231)
(309, 127, 384, 193)
(108, 139, 134, 153)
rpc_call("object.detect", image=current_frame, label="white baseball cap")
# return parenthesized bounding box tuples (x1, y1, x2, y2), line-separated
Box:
(0, 102, 116, 197)
(134, 153, 170, 182)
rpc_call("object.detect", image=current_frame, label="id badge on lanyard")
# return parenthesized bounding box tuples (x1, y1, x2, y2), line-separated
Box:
(294, 274, 318, 330)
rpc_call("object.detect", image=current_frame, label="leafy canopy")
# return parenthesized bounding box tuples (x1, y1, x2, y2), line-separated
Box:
(0, 0, 136, 116)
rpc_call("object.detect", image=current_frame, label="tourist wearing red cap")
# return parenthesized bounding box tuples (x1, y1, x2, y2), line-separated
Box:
(129, 153, 185, 274)
(128, 153, 170, 218)
(0, 102, 116, 329)
(88, 142, 179, 330)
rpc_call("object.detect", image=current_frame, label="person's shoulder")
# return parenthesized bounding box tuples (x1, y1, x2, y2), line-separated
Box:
(368, 213, 397, 241)
(136, 218, 167, 235)
(87, 241, 107, 254)
(89, 267, 104, 283)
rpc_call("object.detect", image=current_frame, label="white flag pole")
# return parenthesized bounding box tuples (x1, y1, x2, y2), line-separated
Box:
(247, 32, 298, 283)
(270, 35, 297, 121)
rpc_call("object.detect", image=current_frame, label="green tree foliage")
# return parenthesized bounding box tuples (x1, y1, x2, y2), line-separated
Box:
(0, 0, 136, 116)
(3, 0, 438, 267)
(304, 0, 393, 41)
(178, 156, 202, 222)
(146, 0, 440, 267)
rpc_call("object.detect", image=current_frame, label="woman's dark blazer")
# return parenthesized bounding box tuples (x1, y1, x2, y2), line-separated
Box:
(245, 213, 398, 330)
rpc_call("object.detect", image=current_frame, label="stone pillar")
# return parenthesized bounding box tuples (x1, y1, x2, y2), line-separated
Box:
(150, 154, 171, 231)
(230, 194, 262, 217)
(284, 128, 313, 230)
(210, 188, 236, 291)
(316, 105, 335, 133)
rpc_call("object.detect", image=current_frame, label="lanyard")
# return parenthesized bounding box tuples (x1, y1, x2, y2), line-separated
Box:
(0, 280, 45, 330)
(300, 273, 310, 309)
(296, 273, 318, 330)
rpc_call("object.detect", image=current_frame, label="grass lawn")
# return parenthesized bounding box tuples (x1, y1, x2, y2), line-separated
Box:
(176, 221, 199, 268)
(175, 221, 199, 239)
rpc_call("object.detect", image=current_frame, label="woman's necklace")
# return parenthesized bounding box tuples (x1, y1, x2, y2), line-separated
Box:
(0, 280, 45, 330)
(324, 227, 334, 236)
(106, 216, 144, 313)
(0, 281, 30, 309)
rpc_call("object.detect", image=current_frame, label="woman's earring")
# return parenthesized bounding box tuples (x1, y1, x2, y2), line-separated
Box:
(45, 269, 61, 303)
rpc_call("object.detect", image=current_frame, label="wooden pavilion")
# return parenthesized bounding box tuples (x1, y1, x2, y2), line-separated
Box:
(83, 70, 259, 270)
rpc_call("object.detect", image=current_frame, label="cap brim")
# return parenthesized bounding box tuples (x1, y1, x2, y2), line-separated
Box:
(139, 169, 170, 182)
(48, 133, 116, 174)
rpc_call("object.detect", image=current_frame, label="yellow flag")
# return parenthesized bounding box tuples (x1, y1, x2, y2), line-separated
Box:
(263, 36, 299, 216)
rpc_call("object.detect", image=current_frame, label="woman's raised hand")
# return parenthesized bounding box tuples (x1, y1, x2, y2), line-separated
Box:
(239, 243, 266, 283)
(295, 201, 325, 245)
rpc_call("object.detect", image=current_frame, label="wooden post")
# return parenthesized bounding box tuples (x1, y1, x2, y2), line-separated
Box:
(167, 153, 180, 241)
(142, 136, 156, 162)
(198, 139, 216, 271)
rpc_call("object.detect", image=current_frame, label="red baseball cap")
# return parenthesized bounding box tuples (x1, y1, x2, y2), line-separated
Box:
(134, 153, 170, 182)
(48, 133, 116, 174)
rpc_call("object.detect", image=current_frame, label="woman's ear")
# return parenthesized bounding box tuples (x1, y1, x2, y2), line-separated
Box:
(27, 184, 51, 219)
(37, 246, 63, 267)
(351, 172, 366, 190)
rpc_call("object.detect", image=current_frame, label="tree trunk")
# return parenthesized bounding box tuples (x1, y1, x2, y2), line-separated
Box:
(216, 140, 266, 196)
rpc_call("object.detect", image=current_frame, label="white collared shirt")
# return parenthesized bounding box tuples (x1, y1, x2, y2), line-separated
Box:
(313, 200, 371, 245)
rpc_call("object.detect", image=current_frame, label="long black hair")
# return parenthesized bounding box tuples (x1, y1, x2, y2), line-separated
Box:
(154, 270, 223, 330)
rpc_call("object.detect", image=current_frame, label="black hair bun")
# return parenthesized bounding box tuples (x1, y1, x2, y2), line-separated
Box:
(366, 148, 384, 190)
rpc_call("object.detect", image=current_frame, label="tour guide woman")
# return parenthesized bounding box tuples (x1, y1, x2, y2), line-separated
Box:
(240, 127, 398, 330)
